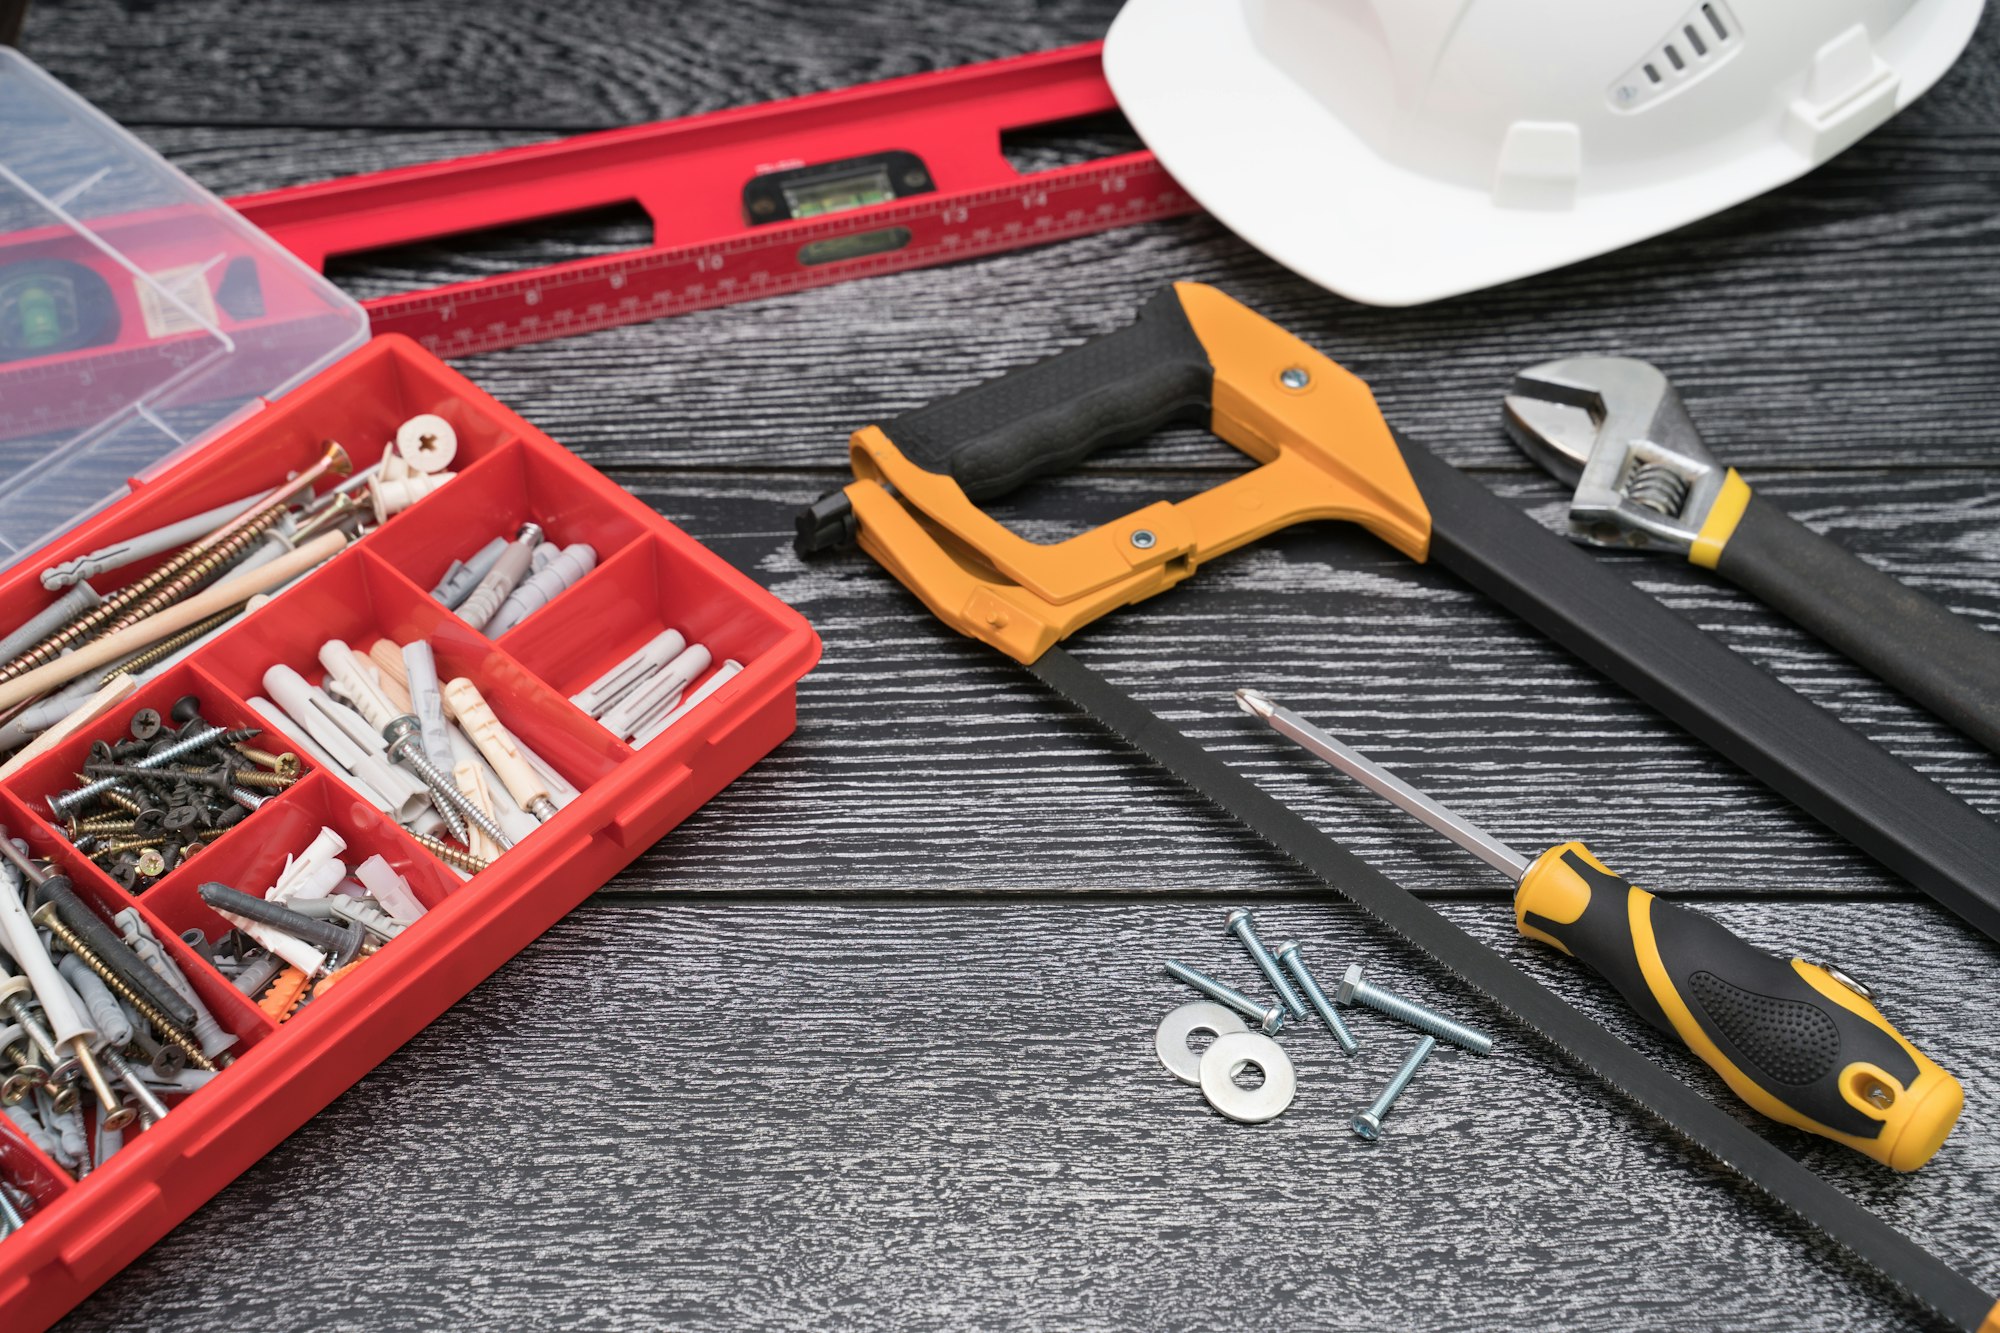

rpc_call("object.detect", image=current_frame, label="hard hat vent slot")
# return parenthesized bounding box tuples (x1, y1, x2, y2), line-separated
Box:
(1610, 1, 1741, 113)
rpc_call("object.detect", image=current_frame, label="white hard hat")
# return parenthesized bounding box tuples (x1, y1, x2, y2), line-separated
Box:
(1103, 0, 1984, 305)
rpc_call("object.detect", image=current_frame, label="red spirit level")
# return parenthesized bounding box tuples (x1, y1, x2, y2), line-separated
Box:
(230, 42, 1194, 358)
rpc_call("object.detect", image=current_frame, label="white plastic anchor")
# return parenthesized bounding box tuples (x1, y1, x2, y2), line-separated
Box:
(270, 826, 349, 904)
(632, 658, 746, 747)
(484, 543, 597, 637)
(444, 728, 540, 845)
(442, 677, 553, 820)
(261, 668, 433, 822)
(400, 641, 456, 776)
(602, 643, 713, 741)
(318, 639, 402, 733)
(395, 414, 458, 473)
(457, 523, 544, 633)
(354, 855, 426, 925)
(571, 629, 686, 718)
(368, 471, 454, 522)
(431, 536, 508, 609)
(38, 490, 265, 590)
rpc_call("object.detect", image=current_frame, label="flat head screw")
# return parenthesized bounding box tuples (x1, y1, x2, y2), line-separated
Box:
(1225, 908, 1308, 1019)
(1337, 963, 1492, 1056)
(1274, 940, 1359, 1056)
(1353, 1034, 1436, 1140)
(1162, 960, 1284, 1036)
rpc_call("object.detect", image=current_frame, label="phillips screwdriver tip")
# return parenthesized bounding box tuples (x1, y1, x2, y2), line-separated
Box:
(1235, 688, 1276, 719)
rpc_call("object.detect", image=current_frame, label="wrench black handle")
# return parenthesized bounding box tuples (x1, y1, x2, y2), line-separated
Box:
(1715, 493, 2000, 756)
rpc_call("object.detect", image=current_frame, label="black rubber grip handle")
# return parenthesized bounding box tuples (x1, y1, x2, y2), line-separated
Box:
(1516, 845, 1929, 1147)
(1716, 494, 2000, 755)
(883, 287, 1214, 501)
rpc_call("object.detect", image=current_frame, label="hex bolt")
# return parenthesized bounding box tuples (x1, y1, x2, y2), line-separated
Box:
(197, 883, 365, 968)
(1337, 963, 1492, 1056)
(49, 724, 255, 815)
(1274, 940, 1359, 1057)
(1353, 1034, 1436, 1141)
(1225, 908, 1308, 1019)
(383, 716, 514, 851)
(1162, 960, 1284, 1035)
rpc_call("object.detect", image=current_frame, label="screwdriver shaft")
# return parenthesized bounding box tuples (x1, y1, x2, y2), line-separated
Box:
(1235, 690, 1530, 881)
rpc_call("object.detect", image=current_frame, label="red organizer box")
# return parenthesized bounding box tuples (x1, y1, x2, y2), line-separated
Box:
(0, 334, 820, 1330)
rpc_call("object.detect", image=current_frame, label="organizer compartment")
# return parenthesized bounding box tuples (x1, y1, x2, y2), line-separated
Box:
(194, 547, 628, 810)
(507, 531, 802, 752)
(5, 660, 305, 860)
(359, 437, 651, 611)
(0, 333, 820, 1333)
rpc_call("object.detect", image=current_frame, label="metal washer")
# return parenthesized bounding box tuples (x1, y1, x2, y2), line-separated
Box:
(1198, 1031, 1295, 1123)
(1155, 1000, 1249, 1085)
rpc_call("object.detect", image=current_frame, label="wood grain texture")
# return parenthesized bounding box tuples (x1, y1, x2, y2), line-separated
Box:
(11, 1, 2000, 1330)
(54, 901, 2000, 1333)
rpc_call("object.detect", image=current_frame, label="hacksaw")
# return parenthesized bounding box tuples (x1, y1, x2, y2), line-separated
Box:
(798, 281, 2000, 1331)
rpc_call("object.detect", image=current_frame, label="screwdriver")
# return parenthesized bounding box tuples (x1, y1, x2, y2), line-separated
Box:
(1235, 689, 1963, 1172)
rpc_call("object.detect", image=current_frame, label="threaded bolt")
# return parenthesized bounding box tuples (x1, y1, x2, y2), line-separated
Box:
(408, 831, 491, 875)
(1162, 960, 1284, 1035)
(1225, 908, 1308, 1019)
(1274, 940, 1359, 1057)
(1337, 963, 1492, 1056)
(1353, 1035, 1436, 1140)
(383, 716, 513, 851)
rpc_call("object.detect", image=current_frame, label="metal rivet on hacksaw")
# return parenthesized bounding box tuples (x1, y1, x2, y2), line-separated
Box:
(1129, 529, 1157, 550)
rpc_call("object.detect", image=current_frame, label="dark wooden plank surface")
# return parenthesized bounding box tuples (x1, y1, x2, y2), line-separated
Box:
(15, 0, 2000, 1328)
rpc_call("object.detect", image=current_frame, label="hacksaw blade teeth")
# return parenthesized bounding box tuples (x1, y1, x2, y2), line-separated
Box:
(1021, 645, 1987, 1330)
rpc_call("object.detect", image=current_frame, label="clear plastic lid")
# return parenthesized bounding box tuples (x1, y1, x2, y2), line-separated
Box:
(0, 49, 367, 570)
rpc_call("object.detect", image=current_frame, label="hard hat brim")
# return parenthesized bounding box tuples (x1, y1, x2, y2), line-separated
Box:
(1104, 0, 1983, 307)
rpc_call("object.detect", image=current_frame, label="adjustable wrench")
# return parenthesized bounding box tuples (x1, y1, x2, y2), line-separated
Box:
(1504, 357, 2000, 756)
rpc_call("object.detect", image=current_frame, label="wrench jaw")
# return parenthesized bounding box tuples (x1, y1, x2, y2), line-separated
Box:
(1504, 356, 1727, 556)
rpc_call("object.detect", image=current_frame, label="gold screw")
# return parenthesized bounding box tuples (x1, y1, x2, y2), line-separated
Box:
(408, 831, 491, 875)
(229, 769, 296, 790)
(31, 906, 215, 1072)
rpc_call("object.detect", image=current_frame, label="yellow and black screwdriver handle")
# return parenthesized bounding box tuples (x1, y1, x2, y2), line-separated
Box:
(1516, 842, 1962, 1170)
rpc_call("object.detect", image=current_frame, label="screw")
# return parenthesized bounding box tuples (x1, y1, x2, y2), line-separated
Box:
(1353, 1034, 1436, 1140)
(22, 867, 198, 1029)
(1279, 367, 1310, 389)
(1129, 529, 1157, 550)
(1337, 963, 1492, 1055)
(407, 830, 492, 875)
(1224, 909, 1308, 1019)
(128, 709, 161, 741)
(383, 716, 514, 851)
(29, 908, 215, 1072)
(1162, 960, 1284, 1035)
(94, 1045, 168, 1126)
(49, 724, 256, 815)
(1274, 940, 1359, 1056)
(227, 768, 295, 790)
